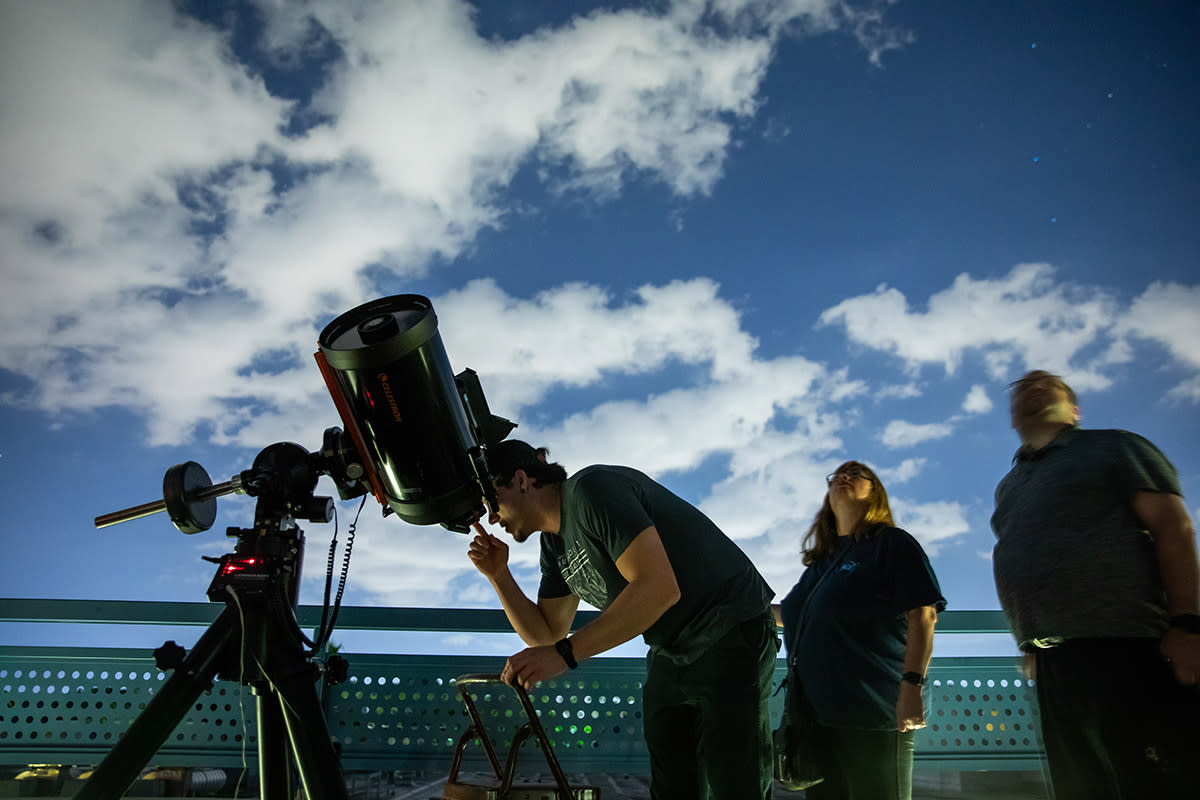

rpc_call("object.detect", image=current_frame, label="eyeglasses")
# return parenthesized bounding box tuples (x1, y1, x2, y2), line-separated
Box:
(826, 467, 871, 486)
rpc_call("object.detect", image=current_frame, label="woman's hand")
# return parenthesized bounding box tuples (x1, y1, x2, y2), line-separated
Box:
(896, 682, 926, 732)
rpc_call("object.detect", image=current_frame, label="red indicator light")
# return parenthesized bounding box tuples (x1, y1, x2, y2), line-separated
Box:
(221, 557, 264, 576)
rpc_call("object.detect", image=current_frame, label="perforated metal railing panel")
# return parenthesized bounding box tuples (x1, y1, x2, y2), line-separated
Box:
(324, 654, 649, 772)
(0, 647, 257, 768)
(2, 646, 1044, 774)
(915, 657, 1044, 771)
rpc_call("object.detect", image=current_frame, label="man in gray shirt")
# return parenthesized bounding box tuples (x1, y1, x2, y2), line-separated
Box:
(992, 370, 1200, 799)
(467, 439, 777, 800)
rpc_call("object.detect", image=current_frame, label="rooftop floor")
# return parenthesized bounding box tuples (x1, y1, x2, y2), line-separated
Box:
(2, 767, 1050, 800)
(395, 770, 1050, 799)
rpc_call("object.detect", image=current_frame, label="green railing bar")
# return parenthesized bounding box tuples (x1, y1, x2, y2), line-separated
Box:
(930, 609, 1012, 633)
(0, 598, 1011, 634)
(0, 598, 599, 632)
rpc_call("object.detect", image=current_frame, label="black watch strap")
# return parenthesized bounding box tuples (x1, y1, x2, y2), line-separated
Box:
(554, 637, 578, 669)
(901, 671, 926, 687)
(1168, 614, 1200, 635)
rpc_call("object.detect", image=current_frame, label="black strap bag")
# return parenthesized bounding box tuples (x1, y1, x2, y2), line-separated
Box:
(772, 545, 852, 790)
(773, 662, 824, 790)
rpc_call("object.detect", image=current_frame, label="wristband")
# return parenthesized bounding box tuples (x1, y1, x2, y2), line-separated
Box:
(901, 671, 926, 687)
(554, 637, 578, 669)
(1168, 614, 1200, 635)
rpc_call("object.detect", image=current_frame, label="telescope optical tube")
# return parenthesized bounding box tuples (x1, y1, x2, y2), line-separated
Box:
(316, 295, 488, 529)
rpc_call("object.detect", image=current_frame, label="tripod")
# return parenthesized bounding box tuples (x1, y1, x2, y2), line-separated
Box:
(78, 443, 352, 800)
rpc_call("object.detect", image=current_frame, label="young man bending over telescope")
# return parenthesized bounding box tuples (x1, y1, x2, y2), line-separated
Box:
(468, 440, 777, 800)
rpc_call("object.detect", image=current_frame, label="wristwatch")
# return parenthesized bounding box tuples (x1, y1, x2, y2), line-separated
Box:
(1168, 614, 1200, 635)
(554, 637, 578, 669)
(901, 671, 926, 687)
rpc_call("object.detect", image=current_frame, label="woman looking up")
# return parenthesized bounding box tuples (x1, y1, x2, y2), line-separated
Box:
(774, 461, 945, 800)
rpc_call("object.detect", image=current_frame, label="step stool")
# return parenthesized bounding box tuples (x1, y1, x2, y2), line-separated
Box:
(441, 674, 601, 800)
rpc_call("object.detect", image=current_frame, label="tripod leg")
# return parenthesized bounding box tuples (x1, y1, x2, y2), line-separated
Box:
(75, 609, 238, 800)
(273, 666, 348, 800)
(254, 685, 295, 800)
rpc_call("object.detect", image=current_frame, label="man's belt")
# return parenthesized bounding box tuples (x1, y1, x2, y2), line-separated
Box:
(1026, 635, 1065, 649)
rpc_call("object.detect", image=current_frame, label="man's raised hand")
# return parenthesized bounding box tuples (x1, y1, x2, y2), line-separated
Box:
(468, 522, 509, 579)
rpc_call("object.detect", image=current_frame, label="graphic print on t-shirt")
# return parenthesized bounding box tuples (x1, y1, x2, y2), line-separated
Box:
(559, 545, 608, 610)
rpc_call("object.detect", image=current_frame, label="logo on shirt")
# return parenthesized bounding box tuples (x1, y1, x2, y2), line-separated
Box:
(559, 546, 608, 610)
(838, 560, 860, 574)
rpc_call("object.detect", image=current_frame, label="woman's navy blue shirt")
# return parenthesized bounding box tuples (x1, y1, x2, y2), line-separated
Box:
(779, 526, 946, 730)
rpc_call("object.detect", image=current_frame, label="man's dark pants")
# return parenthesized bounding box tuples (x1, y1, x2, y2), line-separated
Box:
(1034, 637, 1200, 800)
(642, 610, 778, 800)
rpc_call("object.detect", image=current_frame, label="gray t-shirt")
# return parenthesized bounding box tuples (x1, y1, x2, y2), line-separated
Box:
(539, 465, 773, 664)
(991, 426, 1181, 647)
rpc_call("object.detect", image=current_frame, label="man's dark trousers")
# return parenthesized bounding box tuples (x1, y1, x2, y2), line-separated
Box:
(1035, 637, 1200, 800)
(642, 610, 778, 800)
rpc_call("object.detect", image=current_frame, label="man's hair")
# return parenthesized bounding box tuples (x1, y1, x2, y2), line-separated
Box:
(800, 461, 895, 566)
(1010, 370, 1078, 405)
(487, 439, 568, 487)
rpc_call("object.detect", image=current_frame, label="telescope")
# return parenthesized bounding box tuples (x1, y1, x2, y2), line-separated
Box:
(80, 294, 515, 800)
(317, 293, 515, 531)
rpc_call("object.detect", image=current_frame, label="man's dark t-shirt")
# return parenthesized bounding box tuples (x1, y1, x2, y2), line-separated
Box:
(538, 465, 773, 664)
(992, 426, 1181, 646)
(779, 526, 945, 730)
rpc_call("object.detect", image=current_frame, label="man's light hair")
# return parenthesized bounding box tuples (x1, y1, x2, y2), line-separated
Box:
(1010, 370, 1077, 405)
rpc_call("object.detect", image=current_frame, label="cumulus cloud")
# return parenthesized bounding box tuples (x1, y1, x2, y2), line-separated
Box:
(1115, 282, 1200, 402)
(0, 2, 289, 233)
(323, 511, 541, 609)
(700, 453, 833, 594)
(962, 384, 994, 414)
(709, 0, 916, 67)
(818, 263, 1200, 403)
(1168, 377, 1200, 404)
(536, 355, 839, 477)
(282, 1, 774, 203)
(878, 458, 927, 484)
(889, 498, 969, 555)
(877, 382, 923, 400)
(879, 420, 954, 449)
(818, 264, 1120, 388)
(435, 278, 760, 417)
(1117, 282, 1200, 367)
